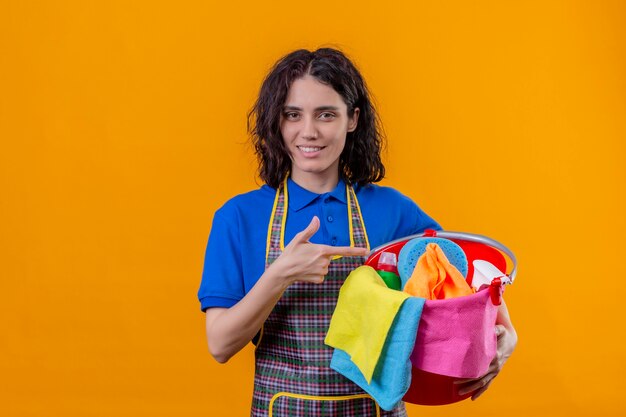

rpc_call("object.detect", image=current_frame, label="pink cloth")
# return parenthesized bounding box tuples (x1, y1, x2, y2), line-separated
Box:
(410, 286, 501, 379)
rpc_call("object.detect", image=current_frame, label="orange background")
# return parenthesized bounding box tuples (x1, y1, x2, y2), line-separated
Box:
(1, 1, 624, 416)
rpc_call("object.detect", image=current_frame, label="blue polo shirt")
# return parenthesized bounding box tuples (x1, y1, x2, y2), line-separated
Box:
(198, 178, 441, 311)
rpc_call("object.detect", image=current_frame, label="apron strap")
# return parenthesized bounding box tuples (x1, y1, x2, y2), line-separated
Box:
(265, 178, 370, 265)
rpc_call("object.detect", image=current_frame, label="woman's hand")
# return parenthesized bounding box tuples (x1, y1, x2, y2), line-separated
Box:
(455, 301, 518, 400)
(269, 216, 369, 286)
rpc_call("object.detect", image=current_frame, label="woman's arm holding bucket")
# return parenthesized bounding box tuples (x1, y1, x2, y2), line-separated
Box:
(455, 299, 518, 400)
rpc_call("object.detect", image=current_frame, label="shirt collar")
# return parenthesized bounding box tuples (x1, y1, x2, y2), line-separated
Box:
(287, 177, 347, 212)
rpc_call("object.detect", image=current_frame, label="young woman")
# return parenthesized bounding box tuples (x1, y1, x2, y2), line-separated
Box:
(198, 48, 517, 416)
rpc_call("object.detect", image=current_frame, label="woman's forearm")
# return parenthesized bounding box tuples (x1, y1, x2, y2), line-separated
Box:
(205, 265, 289, 363)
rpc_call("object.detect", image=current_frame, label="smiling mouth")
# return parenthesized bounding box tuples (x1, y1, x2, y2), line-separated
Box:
(297, 146, 325, 153)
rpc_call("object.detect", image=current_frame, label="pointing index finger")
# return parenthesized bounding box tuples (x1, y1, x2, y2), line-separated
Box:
(321, 245, 369, 258)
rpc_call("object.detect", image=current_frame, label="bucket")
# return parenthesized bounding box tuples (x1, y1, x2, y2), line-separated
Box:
(365, 230, 516, 405)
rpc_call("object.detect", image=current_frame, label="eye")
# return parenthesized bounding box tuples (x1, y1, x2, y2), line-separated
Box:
(318, 112, 336, 120)
(284, 112, 300, 120)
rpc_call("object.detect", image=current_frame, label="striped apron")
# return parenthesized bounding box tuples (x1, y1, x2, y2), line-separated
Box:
(251, 179, 407, 417)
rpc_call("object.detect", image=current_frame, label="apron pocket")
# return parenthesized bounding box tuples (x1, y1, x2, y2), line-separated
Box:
(269, 392, 380, 417)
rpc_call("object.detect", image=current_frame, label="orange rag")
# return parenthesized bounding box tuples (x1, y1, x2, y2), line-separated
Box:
(403, 243, 475, 300)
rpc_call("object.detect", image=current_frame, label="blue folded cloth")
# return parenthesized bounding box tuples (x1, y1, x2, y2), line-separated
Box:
(330, 296, 426, 411)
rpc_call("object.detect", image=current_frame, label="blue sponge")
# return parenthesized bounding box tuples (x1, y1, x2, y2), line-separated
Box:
(397, 238, 468, 290)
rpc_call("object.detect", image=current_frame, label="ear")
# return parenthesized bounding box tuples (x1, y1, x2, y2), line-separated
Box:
(347, 108, 360, 132)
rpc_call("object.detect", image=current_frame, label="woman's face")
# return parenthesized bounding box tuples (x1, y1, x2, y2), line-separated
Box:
(280, 74, 359, 188)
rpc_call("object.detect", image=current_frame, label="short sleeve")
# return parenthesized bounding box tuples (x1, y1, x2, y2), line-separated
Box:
(197, 209, 245, 312)
(386, 188, 442, 238)
(412, 202, 442, 234)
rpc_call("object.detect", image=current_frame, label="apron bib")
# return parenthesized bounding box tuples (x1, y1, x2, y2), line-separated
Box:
(251, 179, 407, 417)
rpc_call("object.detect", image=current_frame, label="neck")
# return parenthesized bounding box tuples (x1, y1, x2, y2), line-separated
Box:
(290, 171, 340, 194)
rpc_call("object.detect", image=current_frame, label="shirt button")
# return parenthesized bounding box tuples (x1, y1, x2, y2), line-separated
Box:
(331, 237, 337, 245)
(327, 215, 334, 222)
(324, 197, 331, 204)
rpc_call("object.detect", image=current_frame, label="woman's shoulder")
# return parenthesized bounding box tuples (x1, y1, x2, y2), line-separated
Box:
(355, 183, 419, 208)
(355, 183, 442, 240)
(214, 184, 276, 222)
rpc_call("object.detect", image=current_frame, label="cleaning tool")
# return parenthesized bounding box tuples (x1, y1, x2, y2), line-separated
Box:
(330, 296, 426, 411)
(398, 237, 468, 290)
(325, 266, 409, 383)
(376, 251, 402, 290)
(365, 230, 517, 405)
(403, 243, 474, 299)
(410, 283, 499, 378)
(472, 259, 511, 290)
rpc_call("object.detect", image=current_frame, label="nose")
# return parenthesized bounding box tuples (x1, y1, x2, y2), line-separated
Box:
(301, 115, 318, 140)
